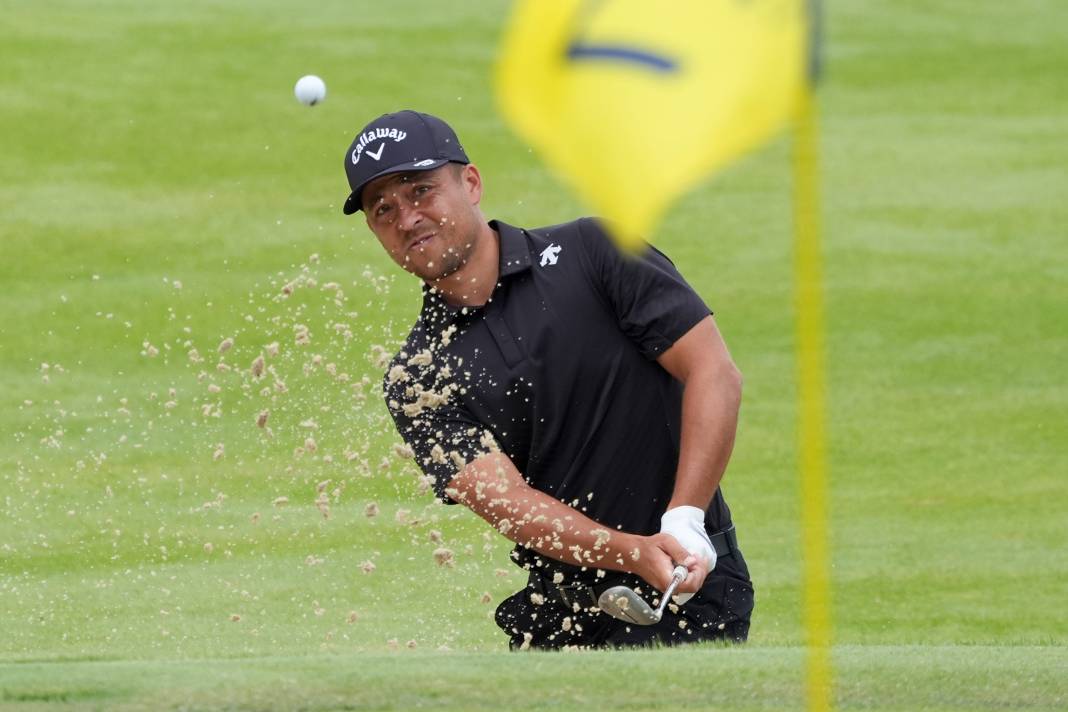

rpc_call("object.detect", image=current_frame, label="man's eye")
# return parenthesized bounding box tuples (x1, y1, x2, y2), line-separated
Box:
(414, 185, 431, 196)
(375, 204, 391, 217)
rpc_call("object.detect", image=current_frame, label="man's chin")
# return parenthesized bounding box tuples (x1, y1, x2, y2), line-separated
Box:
(407, 262, 457, 284)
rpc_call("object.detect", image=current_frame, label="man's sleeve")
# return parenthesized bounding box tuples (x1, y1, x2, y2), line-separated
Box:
(383, 367, 493, 504)
(576, 217, 712, 359)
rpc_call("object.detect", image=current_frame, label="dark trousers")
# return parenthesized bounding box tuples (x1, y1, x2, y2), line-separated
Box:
(494, 551, 754, 650)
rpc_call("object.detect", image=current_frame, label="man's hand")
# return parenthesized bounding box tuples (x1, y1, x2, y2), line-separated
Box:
(659, 505, 716, 603)
(632, 532, 710, 596)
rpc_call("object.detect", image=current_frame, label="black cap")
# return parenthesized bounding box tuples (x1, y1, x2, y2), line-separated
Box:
(342, 110, 469, 215)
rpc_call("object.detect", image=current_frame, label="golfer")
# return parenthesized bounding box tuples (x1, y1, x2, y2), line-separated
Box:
(342, 110, 754, 649)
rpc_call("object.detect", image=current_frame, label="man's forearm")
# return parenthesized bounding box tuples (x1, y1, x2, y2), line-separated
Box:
(666, 362, 742, 511)
(447, 453, 645, 573)
(654, 316, 743, 513)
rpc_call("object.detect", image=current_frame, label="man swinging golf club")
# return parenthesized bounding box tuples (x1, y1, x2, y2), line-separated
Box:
(343, 110, 754, 649)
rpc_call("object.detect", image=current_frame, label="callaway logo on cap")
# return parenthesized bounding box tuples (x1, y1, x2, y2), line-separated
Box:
(342, 110, 469, 215)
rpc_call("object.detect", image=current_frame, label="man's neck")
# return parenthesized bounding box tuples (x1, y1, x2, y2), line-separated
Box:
(426, 222, 500, 307)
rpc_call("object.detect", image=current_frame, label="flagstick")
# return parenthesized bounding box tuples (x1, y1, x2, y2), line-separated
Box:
(792, 86, 834, 712)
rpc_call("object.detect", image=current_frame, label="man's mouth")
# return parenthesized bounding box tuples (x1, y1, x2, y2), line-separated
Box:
(408, 233, 436, 251)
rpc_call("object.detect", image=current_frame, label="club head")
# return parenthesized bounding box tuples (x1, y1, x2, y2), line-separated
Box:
(597, 566, 688, 626)
(597, 585, 662, 625)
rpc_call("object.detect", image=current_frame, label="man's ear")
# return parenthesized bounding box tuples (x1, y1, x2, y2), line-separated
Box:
(461, 163, 483, 205)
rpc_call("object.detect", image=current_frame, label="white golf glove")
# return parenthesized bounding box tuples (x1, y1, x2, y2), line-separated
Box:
(660, 505, 717, 604)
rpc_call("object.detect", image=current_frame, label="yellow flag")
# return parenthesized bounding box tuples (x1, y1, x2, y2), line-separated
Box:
(496, 0, 810, 248)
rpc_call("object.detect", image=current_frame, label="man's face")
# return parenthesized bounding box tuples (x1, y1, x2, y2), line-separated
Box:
(362, 164, 484, 282)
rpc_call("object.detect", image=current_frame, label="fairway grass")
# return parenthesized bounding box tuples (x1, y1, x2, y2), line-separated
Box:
(3, 0, 1067, 710)
(3, 645, 1065, 711)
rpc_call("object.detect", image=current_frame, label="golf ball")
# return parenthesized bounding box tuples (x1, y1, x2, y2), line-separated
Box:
(294, 75, 326, 106)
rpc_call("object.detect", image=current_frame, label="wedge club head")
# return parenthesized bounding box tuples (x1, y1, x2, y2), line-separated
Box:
(598, 565, 687, 625)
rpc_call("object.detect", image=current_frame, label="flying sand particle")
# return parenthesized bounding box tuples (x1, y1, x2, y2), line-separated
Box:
(369, 345, 390, 369)
(449, 451, 466, 470)
(407, 350, 433, 367)
(433, 547, 455, 568)
(387, 364, 409, 385)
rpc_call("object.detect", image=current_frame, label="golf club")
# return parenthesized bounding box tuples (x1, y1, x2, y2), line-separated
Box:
(597, 564, 688, 625)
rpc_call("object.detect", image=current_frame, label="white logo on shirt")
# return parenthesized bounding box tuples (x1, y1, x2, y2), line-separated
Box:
(539, 243, 562, 266)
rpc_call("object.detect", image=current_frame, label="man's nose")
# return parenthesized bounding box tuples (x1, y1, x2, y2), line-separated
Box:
(395, 200, 424, 233)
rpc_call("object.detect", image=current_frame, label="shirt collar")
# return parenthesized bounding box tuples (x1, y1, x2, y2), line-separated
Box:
(490, 220, 533, 277)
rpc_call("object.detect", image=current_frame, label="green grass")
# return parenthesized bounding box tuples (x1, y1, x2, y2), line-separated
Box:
(1, 0, 1067, 709)
(3, 646, 1066, 711)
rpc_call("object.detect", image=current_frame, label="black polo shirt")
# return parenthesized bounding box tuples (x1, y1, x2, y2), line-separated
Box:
(383, 217, 734, 579)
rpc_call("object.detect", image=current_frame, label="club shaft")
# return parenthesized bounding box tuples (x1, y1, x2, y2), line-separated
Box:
(654, 570, 686, 619)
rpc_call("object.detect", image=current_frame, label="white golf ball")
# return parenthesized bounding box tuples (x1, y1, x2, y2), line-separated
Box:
(294, 75, 326, 106)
